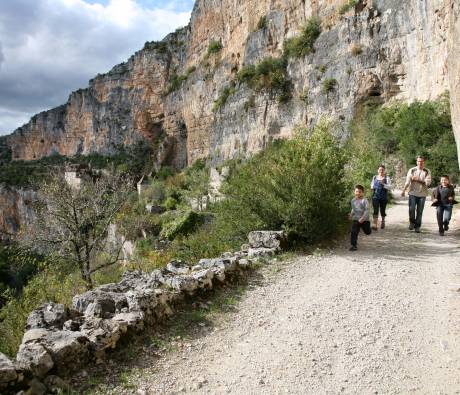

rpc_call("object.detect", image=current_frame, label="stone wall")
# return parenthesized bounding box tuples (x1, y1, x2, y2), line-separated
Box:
(0, 231, 285, 394)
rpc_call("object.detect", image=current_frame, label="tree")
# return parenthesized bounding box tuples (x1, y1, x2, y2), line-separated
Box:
(183, 159, 210, 211)
(22, 173, 132, 289)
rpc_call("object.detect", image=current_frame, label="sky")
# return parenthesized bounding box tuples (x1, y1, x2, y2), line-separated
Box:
(0, 0, 194, 136)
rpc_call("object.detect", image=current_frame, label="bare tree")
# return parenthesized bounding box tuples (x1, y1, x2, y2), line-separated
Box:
(22, 173, 132, 289)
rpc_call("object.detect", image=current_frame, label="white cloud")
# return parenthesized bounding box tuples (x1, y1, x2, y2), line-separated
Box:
(0, 0, 191, 135)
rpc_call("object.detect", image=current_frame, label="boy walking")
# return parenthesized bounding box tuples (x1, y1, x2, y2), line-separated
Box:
(431, 175, 457, 236)
(349, 184, 371, 251)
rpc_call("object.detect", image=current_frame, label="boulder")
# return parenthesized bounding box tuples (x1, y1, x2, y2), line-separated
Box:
(16, 343, 54, 377)
(72, 291, 128, 318)
(165, 260, 191, 275)
(248, 247, 278, 258)
(191, 268, 214, 289)
(112, 312, 145, 331)
(26, 303, 67, 330)
(125, 287, 158, 313)
(80, 319, 122, 356)
(159, 272, 199, 293)
(247, 231, 286, 249)
(0, 352, 17, 387)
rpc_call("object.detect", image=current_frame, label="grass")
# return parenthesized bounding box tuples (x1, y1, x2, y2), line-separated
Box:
(323, 78, 338, 93)
(350, 43, 363, 56)
(213, 85, 237, 112)
(283, 17, 321, 58)
(257, 15, 267, 30)
(338, 0, 359, 15)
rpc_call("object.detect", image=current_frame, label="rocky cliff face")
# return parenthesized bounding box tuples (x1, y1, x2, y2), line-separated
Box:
(5, 0, 458, 168)
(448, 0, 460, 167)
(0, 186, 36, 239)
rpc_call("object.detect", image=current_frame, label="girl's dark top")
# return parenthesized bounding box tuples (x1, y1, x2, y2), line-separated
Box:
(371, 175, 391, 201)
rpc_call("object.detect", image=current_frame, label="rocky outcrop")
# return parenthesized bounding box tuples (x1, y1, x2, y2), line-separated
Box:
(0, 231, 283, 393)
(4, 0, 459, 167)
(448, 0, 460, 167)
(0, 186, 36, 239)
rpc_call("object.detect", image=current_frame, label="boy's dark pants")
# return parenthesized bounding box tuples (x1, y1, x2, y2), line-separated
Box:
(351, 220, 372, 248)
(436, 204, 453, 231)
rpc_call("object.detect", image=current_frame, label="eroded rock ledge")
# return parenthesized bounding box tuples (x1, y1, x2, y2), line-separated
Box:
(0, 231, 286, 394)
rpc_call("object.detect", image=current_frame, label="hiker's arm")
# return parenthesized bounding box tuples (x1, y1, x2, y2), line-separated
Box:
(359, 200, 369, 223)
(384, 176, 391, 190)
(401, 170, 411, 195)
(425, 170, 432, 186)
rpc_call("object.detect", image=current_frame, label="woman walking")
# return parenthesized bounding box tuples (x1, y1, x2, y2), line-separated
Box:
(370, 164, 391, 230)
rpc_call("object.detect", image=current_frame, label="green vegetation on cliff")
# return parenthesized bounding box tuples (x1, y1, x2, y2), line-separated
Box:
(0, 141, 153, 188)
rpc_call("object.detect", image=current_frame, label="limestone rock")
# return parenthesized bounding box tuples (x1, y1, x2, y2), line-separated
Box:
(72, 291, 128, 318)
(248, 231, 286, 249)
(26, 303, 67, 330)
(248, 247, 278, 258)
(0, 352, 17, 387)
(16, 343, 54, 377)
(165, 260, 192, 275)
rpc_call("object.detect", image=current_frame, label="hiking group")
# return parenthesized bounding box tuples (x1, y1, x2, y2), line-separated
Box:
(349, 156, 457, 251)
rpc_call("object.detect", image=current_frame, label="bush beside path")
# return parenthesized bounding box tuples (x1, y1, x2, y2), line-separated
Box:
(87, 196, 460, 394)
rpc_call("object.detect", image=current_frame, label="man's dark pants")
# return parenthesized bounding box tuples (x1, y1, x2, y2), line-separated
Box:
(408, 195, 426, 229)
(351, 220, 371, 248)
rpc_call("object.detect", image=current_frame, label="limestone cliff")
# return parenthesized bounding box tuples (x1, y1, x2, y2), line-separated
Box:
(5, 0, 458, 168)
(0, 186, 36, 240)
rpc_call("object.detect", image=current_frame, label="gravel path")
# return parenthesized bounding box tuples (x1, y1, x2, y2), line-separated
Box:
(97, 197, 460, 395)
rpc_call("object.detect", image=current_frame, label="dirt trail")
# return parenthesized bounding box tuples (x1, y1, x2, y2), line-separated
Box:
(99, 197, 460, 395)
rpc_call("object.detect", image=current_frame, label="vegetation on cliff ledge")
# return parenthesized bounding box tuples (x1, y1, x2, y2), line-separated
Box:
(283, 17, 321, 58)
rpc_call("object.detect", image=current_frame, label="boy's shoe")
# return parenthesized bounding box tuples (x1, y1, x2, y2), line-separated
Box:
(439, 230, 445, 236)
(414, 228, 421, 233)
(349, 246, 357, 251)
(381, 220, 385, 229)
(443, 222, 449, 231)
(409, 223, 415, 230)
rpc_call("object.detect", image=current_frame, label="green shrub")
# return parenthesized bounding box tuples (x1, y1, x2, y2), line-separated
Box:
(350, 43, 362, 56)
(236, 57, 292, 102)
(156, 166, 176, 180)
(257, 16, 267, 30)
(160, 210, 203, 240)
(338, 0, 359, 15)
(0, 260, 85, 357)
(185, 66, 196, 76)
(323, 78, 337, 93)
(283, 17, 321, 58)
(236, 65, 257, 85)
(299, 90, 309, 104)
(213, 86, 237, 112)
(243, 95, 256, 111)
(164, 196, 178, 210)
(144, 180, 166, 204)
(217, 120, 348, 242)
(167, 73, 188, 93)
(207, 40, 223, 56)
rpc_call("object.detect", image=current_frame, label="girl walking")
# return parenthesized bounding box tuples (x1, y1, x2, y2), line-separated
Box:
(370, 164, 391, 230)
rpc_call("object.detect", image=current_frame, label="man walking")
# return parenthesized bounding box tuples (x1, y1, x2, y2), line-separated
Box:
(401, 156, 432, 232)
